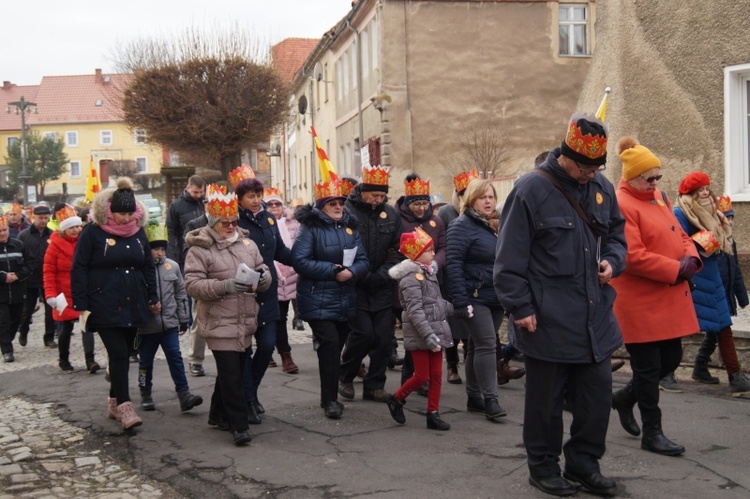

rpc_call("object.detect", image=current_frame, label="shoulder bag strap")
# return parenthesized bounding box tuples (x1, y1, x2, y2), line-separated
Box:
(533, 170, 598, 236)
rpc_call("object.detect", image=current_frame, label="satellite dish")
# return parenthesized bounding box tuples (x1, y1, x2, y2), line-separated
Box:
(298, 95, 308, 115)
(313, 62, 323, 82)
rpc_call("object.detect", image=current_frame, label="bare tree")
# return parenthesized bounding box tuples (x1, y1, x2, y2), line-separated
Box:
(114, 25, 288, 176)
(108, 159, 138, 178)
(457, 125, 511, 179)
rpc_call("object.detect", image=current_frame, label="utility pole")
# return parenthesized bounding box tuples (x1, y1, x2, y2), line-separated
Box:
(6, 96, 37, 206)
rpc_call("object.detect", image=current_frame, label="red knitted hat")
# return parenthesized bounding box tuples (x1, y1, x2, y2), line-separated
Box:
(678, 172, 710, 195)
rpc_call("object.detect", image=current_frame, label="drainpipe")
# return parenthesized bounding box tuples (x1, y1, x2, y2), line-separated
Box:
(346, 21, 364, 175)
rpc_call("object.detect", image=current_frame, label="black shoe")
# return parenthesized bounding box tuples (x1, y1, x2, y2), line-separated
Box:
(322, 400, 343, 419)
(294, 319, 305, 331)
(140, 388, 155, 411)
(466, 396, 485, 414)
(387, 353, 404, 369)
(611, 384, 640, 436)
(129, 353, 139, 363)
(417, 384, 429, 397)
(86, 360, 100, 374)
(233, 430, 252, 446)
(177, 388, 203, 412)
(641, 432, 685, 456)
(59, 360, 74, 372)
(18, 332, 27, 347)
(562, 471, 617, 496)
(247, 402, 262, 425)
(528, 474, 575, 496)
(692, 365, 720, 384)
(484, 397, 507, 420)
(189, 363, 205, 377)
(251, 398, 265, 415)
(45, 340, 57, 348)
(426, 411, 450, 431)
(3, 352, 15, 363)
(386, 395, 406, 424)
(207, 416, 230, 431)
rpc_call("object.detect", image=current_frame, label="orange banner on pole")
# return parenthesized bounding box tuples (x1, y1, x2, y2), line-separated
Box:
(311, 126, 338, 183)
(85, 155, 101, 202)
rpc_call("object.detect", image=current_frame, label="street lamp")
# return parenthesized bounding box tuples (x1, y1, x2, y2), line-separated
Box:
(6, 96, 38, 206)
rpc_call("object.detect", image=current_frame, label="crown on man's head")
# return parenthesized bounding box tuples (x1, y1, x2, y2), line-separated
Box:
(228, 164, 256, 189)
(7, 203, 23, 214)
(206, 184, 238, 218)
(404, 177, 430, 197)
(562, 113, 608, 166)
(362, 165, 390, 187)
(399, 226, 434, 261)
(453, 169, 479, 193)
(315, 179, 345, 200)
(0, 216, 7, 228)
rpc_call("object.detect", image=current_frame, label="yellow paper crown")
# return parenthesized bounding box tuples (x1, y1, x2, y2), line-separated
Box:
(263, 187, 281, 199)
(7, 203, 23, 214)
(55, 205, 77, 223)
(362, 165, 389, 187)
(206, 184, 238, 218)
(453, 169, 479, 192)
(404, 178, 430, 197)
(717, 195, 733, 214)
(692, 230, 720, 256)
(146, 221, 168, 243)
(341, 179, 356, 197)
(0, 216, 7, 228)
(315, 179, 345, 200)
(228, 164, 256, 189)
(399, 227, 434, 261)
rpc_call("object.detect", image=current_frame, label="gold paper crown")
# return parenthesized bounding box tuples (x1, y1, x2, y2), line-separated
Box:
(228, 164, 256, 189)
(404, 178, 430, 197)
(362, 165, 389, 187)
(263, 187, 281, 199)
(146, 221, 168, 243)
(341, 179, 356, 197)
(315, 179, 345, 200)
(565, 115, 607, 163)
(55, 205, 77, 223)
(206, 184, 238, 218)
(7, 203, 23, 214)
(692, 230, 720, 256)
(0, 216, 7, 228)
(399, 227, 434, 261)
(453, 169, 479, 192)
(717, 195, 733, 214)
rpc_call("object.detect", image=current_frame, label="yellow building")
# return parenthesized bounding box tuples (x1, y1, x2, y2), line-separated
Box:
(1, 69, 163, 199)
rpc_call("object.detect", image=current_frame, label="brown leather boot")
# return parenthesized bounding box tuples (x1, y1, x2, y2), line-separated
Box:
(446, 362, 462, 384)
(497, 359, 526, 385)
(280, 352, 299, 374)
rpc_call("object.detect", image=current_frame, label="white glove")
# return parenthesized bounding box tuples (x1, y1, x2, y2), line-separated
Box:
(46, 297, 58, 309)
(467, 304, 474, 318)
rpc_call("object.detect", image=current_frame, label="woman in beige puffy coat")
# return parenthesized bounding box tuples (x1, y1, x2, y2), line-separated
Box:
(184, 187, 270, 446)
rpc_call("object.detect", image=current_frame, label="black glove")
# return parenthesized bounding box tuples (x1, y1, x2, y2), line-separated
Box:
(676, 256, 699, 283)
(179, 323, 189, 334)
(453, 306, 472, 319)
(257, 269, 268, 287)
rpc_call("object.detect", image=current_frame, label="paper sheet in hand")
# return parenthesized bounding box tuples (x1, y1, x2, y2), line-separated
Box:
(79, 310, 91, 333)
(342, 246, 357, 267)
(236, 263, 260, 289)
(55, 292, 68, 315)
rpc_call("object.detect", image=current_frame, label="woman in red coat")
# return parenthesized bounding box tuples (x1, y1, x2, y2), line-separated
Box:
(43, 205, 84, 372)
(610, 137, 701, 457)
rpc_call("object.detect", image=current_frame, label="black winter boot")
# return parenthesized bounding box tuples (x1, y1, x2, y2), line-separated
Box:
(426, 411, 451, 431)
(177, 387, 203, 412)
(85, 353, 100, 374)
(612, 380, 640, 436)
(641, 422, 685, 456)
(692, 360, 719, 384)
(140, 387, 155, 411)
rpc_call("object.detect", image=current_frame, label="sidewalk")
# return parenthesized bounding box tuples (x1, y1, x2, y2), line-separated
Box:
(1, 313, 750, 498)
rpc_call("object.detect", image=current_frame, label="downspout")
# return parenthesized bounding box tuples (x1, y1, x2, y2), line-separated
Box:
(346, 21, 364, 176)
(309, 76, 316, 194)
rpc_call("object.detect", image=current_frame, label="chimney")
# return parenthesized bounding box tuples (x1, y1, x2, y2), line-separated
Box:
(3, 81, 13, 90)
(95, 68, 102, 83)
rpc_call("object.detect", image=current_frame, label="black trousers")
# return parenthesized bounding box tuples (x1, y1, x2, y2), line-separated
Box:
(309, 320, 350, 404)
(211, 349, 250, 432)
(0, 303, 24, 354)
(625, 338, 682, 431)
(276, 300, 292, 354)
(523, 355, 612, 477)
(19, 287, 54, 343)
(98, 327, 137, 405)
(340, 308, 394, 391)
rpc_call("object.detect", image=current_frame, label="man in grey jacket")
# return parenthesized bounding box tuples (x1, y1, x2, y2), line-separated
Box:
(494, 114, 627, 497)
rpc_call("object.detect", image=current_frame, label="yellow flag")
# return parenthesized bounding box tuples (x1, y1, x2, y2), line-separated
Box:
(85, 155, 101, 202)
(596, 87, 611, 121)
(311, 127, 338, 183)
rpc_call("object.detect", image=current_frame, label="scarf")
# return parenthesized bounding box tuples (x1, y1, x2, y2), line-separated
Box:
(676, 193, 733, 255)
(468, 208, 500, 234)
(100, 202, 143, 238)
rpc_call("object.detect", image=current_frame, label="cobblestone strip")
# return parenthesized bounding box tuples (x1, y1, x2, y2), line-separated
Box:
(0, 397, 170, 498)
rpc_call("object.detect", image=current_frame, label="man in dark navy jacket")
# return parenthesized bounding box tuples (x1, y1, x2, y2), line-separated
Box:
(494, 115, 626, 497)
(0, 215, 33, 362)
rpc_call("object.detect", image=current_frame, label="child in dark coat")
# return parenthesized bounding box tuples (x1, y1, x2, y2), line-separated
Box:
(386, 228, 471, 430)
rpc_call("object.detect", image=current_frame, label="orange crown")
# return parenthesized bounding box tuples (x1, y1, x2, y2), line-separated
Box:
(206, 184, 238, 218)
(341, 179, 356, 197)
(0, 216, 7, 228)
(315, 179, 345, 200)
(7, 203, 23, 214)
(55, 205, 77, 223)
(692, 230, 720, 257)
(404, 177, 430, 197)
(228, 164, 256, 189)
(362, 165, 389, 187)
(263, 187, 281, 199)
(717, 195, 733, 214)
(453, 169, 479, 192)
(565, 114, 607, 163)
(399, 227, 434, 261)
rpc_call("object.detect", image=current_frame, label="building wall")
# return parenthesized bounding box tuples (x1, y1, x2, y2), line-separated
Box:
(380, 0, 592, 200)
(577, 0, 750, 250)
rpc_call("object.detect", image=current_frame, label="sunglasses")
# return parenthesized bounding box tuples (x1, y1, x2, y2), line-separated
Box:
(326, 200, 345, 207)
(266, 201, 283, 207)
(219, 219, 239, 228)
(640, 174, 663, 183)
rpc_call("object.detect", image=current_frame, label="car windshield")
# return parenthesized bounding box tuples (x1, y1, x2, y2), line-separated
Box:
(143, 199, 159, 208)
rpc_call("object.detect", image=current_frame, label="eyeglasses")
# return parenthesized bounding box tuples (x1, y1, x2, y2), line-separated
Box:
(640, 174, 663, 183)
(326, 200, 345, 207)
(410, 201, 430, 209)
(576, 161, 607, 176)
(266, 201, 283, 207)
(219, 219, 239, 228)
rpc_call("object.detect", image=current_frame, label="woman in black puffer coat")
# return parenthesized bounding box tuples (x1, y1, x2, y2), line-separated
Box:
(293, 186, 368, 419)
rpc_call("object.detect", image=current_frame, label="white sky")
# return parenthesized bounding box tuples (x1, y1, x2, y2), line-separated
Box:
(2, 0, 354, 85)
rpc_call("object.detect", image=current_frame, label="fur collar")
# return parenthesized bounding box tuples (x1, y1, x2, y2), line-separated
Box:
(185, 225, 250, 249)
(388, 259, 438, 280)
(294, 204, 356, 230)
(91, 185, 148, 228)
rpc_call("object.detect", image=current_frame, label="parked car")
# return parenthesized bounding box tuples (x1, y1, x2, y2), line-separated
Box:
(142, 198, 163, 219)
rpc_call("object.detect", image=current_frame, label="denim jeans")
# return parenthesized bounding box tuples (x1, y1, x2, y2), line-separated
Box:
(243, 321, 277, 402)
(137, 328, 189, 391)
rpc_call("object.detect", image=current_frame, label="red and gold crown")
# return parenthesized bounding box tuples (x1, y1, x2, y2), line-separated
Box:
(341, 178, 356, 197)
(564, 114, 608, 164)
(362, 165, 389, 187)
(7, 203, 23, 214)
(263, 187, 281, 198)
(404, 177, 430, 197)
(56, 205, 82, 230)
(228, 164, 256, 189)
(0, 216, 7, 228)
(206, 184, 238, 218)
(453, 169, 479, 192)
(717, 195, 733, 214)
(399, 227, 434, 261)
(315, 179, 345, 200)
(692, 230, 720, 257)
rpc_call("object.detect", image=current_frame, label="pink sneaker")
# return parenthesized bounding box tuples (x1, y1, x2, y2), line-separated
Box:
(117, 401, 143, 430)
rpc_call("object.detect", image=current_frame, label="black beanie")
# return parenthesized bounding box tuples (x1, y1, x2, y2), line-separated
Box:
(110, 178, 137, 213)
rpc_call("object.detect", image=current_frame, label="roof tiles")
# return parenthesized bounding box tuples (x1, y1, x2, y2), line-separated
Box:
(271, 38, 319, 85)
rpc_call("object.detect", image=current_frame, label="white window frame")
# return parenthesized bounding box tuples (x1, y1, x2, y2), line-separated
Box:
(343, 52, 350, 96)
(724, 62, 750, 201)
(324, 63, 330, 102)
(135, 156, 147, 174)
(371, 18, 378, 72)
(8, 137, 19, 148)
(559, 4, 590, 57)
(66, 131, 78, 147)
(43, 131, 56, 141)
(362, 28, 369, 78)
(336, 60, 343, 102)
(100, 130, 113, 146)
(69, 161, 81, 178)
(134, 129, 147, 145)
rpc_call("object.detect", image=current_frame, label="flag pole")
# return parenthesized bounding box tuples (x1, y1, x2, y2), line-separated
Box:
(595, 87, 611, 121)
